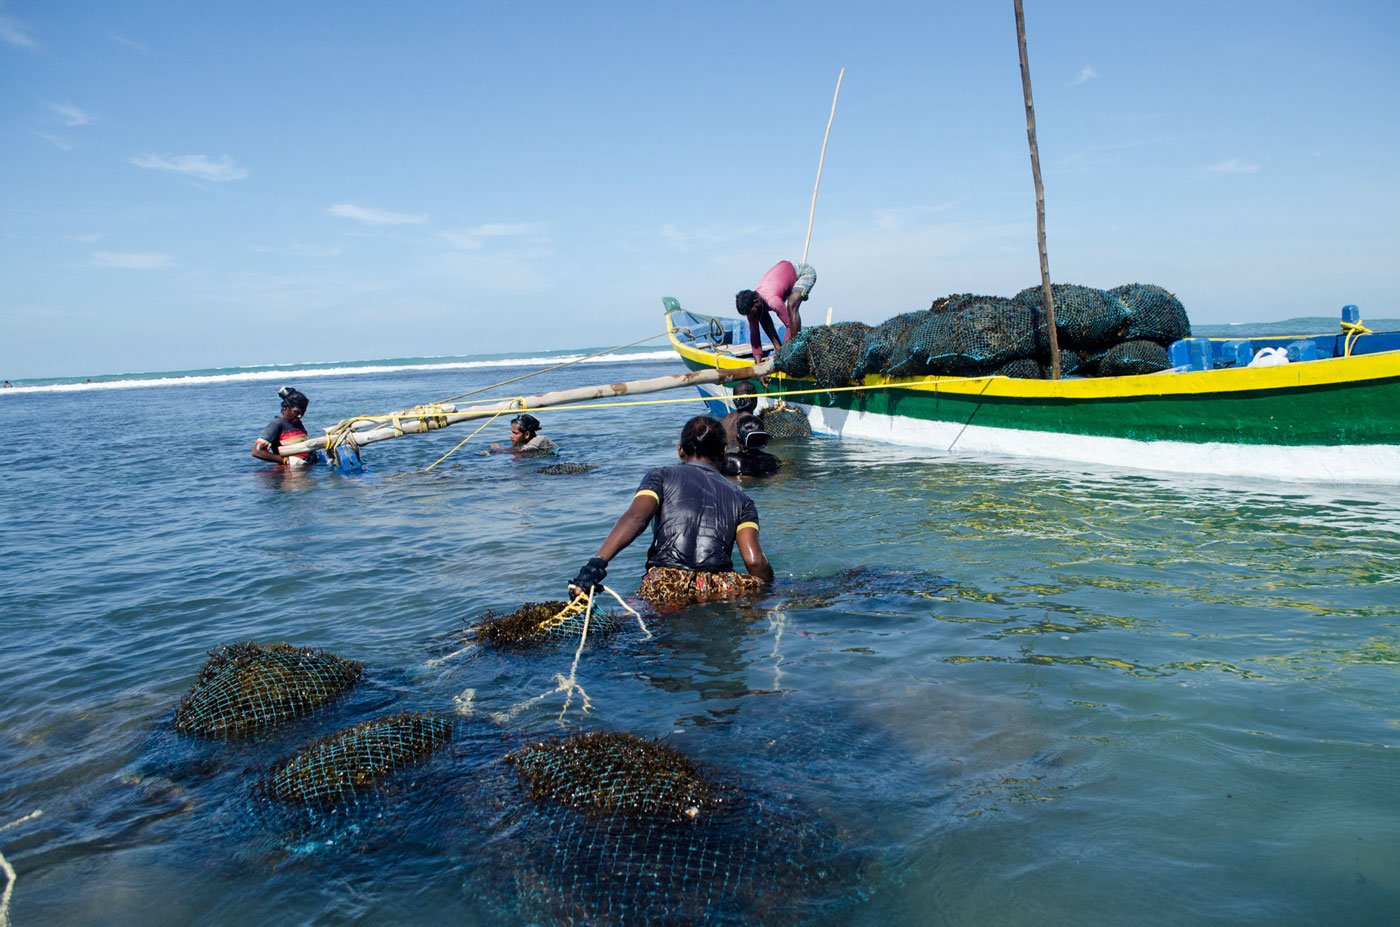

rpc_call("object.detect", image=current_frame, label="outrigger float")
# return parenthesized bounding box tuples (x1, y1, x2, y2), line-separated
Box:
(664, 299, 1400, 484)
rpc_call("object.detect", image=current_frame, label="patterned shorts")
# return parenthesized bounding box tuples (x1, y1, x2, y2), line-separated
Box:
(638, 566, 764, 608)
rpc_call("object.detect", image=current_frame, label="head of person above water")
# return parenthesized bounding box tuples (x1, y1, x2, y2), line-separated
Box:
(510, 413, 541, 445)
(277, 386, 309, 420)
(731, 380, 758, 414)
(678, 415, 727, 466)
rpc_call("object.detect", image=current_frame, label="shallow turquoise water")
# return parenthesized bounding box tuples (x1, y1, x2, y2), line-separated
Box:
(2, 357, 1399, 925)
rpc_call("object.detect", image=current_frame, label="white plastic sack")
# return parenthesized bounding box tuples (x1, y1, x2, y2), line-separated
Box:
(1248, 347, 1290, 368)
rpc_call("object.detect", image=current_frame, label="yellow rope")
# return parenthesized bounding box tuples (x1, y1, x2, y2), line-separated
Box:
(1342, 319, 1371, 358)
(419, 408, 508, 472)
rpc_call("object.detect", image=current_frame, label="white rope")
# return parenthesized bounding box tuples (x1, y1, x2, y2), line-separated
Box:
(1, 810, 43, 927)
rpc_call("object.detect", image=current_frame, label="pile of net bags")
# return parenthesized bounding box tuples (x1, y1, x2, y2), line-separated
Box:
(772, 283, 1190, 387)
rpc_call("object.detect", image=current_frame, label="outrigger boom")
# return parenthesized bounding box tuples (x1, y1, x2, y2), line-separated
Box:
(277, 358, 774, 461)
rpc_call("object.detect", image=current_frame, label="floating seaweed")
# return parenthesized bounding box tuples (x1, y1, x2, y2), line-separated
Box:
(260, 712, 454, 805)
(172, 642, 362, 738)
(537, 462, 595, 475)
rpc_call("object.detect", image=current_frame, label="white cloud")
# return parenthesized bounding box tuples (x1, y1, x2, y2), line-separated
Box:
(328, 203, 427, 225)
(1206, 158, 1259, 175)
(92, 251, 175, 269)
(48, 101, 94, 127)
(439, 222, 541, 250)
(251, 242, 344, 258)
(1070, 65, 1098, 87)
(70, 232, 105, 243)
(32, 130, 73, 150)
(111, 33, 148, 53)
(130, 153, 249, 182)
(0, 10, 36, 48)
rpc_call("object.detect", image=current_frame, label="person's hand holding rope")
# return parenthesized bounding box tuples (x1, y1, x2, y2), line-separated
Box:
(568, 557, 608, 597)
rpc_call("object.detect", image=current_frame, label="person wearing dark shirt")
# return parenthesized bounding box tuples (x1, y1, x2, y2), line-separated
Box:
(251, 386, 317, 467)
(569, 416, 773, 607)
(720, 381, 781, 477)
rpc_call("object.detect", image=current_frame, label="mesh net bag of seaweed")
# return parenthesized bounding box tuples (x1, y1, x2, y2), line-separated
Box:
(259, 712, 454, 805)
(473, 599, 624, 650)
(759, 406, 812, 439)
(172, 641, 362, 738)
(497, 730, 842, 926)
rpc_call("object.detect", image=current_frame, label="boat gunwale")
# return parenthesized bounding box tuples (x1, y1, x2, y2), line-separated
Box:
(665, 307, 1400, 403)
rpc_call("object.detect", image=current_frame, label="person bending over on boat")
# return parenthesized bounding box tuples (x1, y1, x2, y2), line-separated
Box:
(489, 413, 556, 455)
(251, 387, 319, 467)
(735, 259, 816, 358)
(568, 415, 773, 607)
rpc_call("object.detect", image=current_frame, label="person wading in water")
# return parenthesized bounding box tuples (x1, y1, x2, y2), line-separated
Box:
(568, 415, 772, 607)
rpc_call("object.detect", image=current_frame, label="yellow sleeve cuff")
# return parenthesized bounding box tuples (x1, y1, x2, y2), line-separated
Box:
(736, 521, 759, 533)
(634, 489, 659, 502)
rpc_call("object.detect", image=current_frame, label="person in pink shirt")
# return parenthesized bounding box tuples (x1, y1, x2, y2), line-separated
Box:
(735, 260, 817, 358)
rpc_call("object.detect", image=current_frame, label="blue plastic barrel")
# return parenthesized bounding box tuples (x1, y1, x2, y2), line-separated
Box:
(1217, 340, 1253, 368)
(1286, 339, 1321, 363)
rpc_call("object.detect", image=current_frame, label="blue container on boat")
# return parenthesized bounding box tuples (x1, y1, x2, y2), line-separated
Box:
(1169, 338, 1213, 371)
(1342, 304, 1360, 325)
(1286, 339, 1321, 363)
(1216, 340, 1253, 368)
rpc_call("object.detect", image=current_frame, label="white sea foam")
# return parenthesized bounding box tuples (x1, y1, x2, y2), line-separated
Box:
(0, 350, 679, 395)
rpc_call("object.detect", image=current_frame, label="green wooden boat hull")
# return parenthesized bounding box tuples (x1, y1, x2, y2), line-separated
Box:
(667, 307, 1400, 483)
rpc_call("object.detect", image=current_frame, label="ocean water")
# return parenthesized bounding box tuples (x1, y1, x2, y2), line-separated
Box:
(2, 351, 1399, 926)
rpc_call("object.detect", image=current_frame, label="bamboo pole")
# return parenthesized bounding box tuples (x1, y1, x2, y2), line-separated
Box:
(1013, 0, 1061, 380)
(802, 68, 845, 265)
(277, 359, 774, 457)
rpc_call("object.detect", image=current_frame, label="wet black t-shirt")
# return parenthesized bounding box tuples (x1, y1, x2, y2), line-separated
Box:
(635, 460, 759, 572)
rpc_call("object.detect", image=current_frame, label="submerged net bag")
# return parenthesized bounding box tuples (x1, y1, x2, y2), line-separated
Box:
(1112, 283, 1190, 344)
(1097, 339, 1171, 376)
(507, 731, 723, 823)
(261, 712, 454, 804)
(537, 462, 595, 475)
(173, 642, 362, 738)
(497, 730, 846, 926)
(474, 599, 622, 650)
(758, 406, 812, 439)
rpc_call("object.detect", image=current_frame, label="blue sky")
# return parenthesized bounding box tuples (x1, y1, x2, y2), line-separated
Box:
(3, 1, 1398, 378)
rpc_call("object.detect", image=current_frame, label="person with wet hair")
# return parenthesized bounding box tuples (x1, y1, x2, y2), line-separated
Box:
(720, 381, 781, 477)
(569, 415, 772, 606)
(735, 259, 816, 358)
(490, 412, 557, 455)
(252, 386, 318, 467)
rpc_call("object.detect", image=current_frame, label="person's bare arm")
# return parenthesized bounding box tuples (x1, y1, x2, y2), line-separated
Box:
(251, 439, 282, 463)
(594, 494, 658, 561)
(736, 526, 773, 582)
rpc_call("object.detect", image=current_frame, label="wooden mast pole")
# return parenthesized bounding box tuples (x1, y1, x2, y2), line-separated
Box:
(1014, 0, 1061, 379)
(802, 67, 844, 265)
